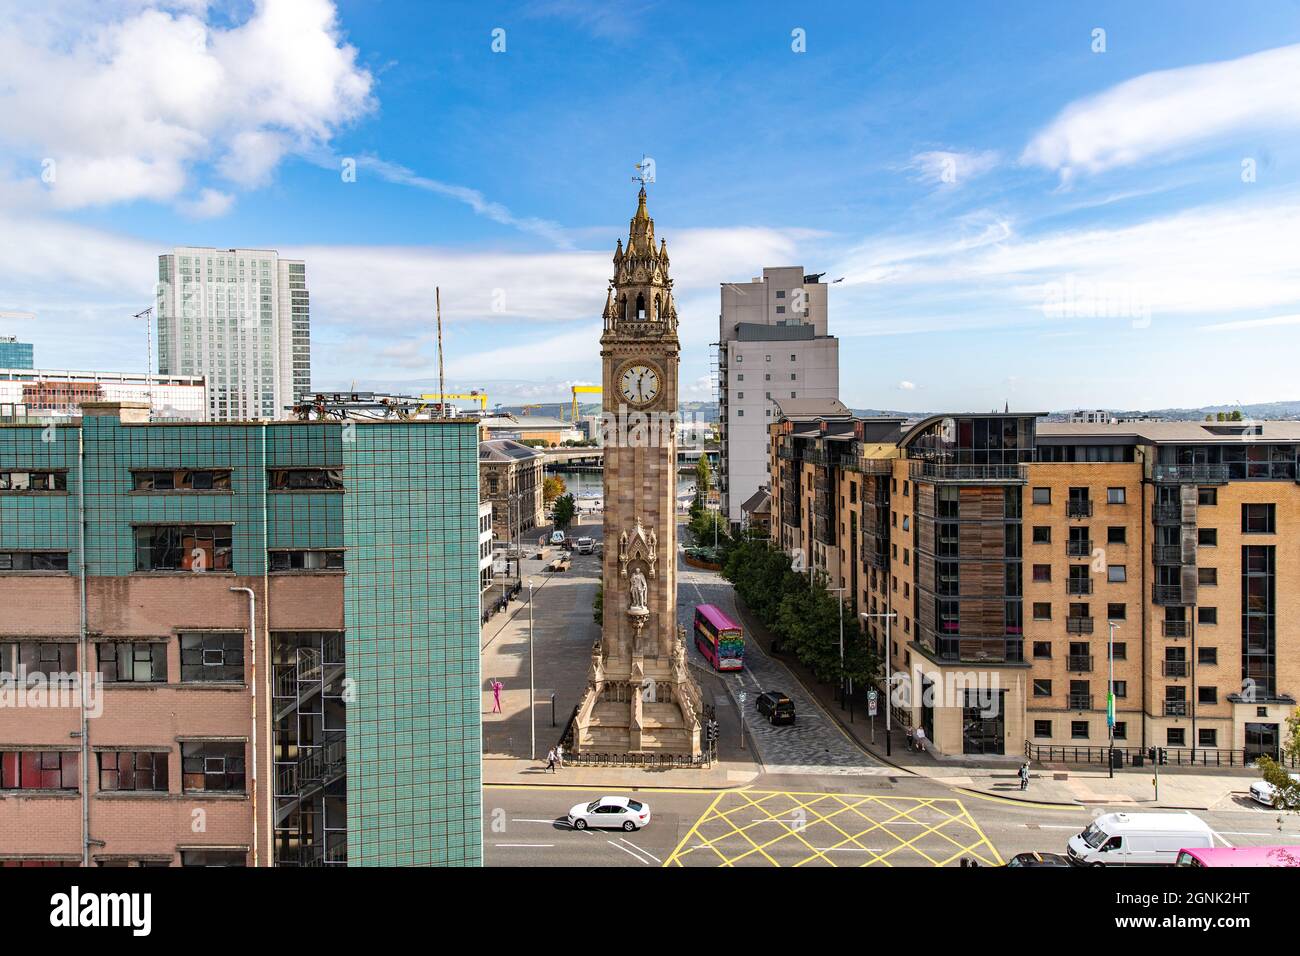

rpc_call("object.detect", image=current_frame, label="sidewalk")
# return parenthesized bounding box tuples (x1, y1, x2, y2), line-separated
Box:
(732, 594, 1260, 811)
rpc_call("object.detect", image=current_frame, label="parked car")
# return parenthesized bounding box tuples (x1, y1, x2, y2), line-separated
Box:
(1005, 851, 1072, 868)
(575, 537, 595, 554)
(756, 691, 796, 725)
(567, 796, 652, 831)
(549, 530, 566, 546)
(1250, 774, 1300, 809)
(1066, 812, 1214, 866)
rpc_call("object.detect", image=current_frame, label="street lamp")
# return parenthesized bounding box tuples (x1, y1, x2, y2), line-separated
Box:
(1107, 620, 1119, 779)
(528, 578, 537, 761)
(861, 611, 898, 756)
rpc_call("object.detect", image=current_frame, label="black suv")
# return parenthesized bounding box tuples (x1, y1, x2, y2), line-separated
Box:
(756, 691, 796, 725)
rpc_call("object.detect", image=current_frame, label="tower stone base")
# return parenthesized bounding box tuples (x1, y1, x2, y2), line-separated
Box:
(573, 627, 704, 759)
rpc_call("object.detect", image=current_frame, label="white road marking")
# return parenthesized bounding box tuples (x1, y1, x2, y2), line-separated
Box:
(620, 837, 661, 862)
(608, 840, 654, 864)
(495, 843, 555, 848)
(1212, 830, 1236, 848)
(512, 818, 564, 824)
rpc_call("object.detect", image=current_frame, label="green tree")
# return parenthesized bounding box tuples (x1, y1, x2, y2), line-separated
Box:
(552, 493, 576, 530)
(592, 583, 603, 625)
(542, 474, 566, 505)
(695, 453, 712, 497)
(1258, 709, 1300, 813)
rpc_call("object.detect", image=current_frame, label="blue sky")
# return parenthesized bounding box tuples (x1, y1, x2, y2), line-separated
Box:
(1, 0, 1299, 412)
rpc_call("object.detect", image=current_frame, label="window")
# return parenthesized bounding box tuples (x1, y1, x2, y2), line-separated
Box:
(269, 550, 344, 572)
(0, 751, 78, 790)
(1198, 567, 1217, 586)
(1032, 487, 1051, 505)
(1199, 647, 1218, 665)
(98, 751, 168, 792)
(1198, 528, 1217, 547)
(1199, 686, 1218, 705)
(135, 525, 232, 572)
(1033, 679, 1052, 697)
(1071, 721, 1089, 740)
(97, 642, 166, 683)
(1113, 721, 1127, 740)
(1032, 526, 1051, 544)
(1198, 606, 1217, 625)
(1167, 728, 1186, 747)
(0, 471, 66, 492)
(1107, 565, 1126, 583)
(0, 641, 76, 679)
(1107, 526, 1126, 545)
(1112, 681, 1127, 699)
(268, 468, 343, 491)
(1107, 603, 1126, 621)
(1032, 641, 1052, 658)
(1032, 603, 1052, 621)
(1197, 487, 1217, 506)
(0, 551, 69, 572)
(132, 469, 231, 492)
(181, 741, 246, 793)
(1033, 720, 1052, 738)
(180, 633, 244, 683)
(1199, 729, 1218, 747)
(1032, 564, 1051, 583)
(1242, 503, 1275, 534)
(180, 849, 247, 867)
(1106, 487, 1126, 505)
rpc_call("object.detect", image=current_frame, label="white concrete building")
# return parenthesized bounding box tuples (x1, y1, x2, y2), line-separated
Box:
(0, 367, 207, 421)
(718, 267, 839, 526)
(1068, 409, 1116, 424)
(156, 247, 310, 421)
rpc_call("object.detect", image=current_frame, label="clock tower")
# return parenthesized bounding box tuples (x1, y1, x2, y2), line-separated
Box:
(572, 185, 703, 760)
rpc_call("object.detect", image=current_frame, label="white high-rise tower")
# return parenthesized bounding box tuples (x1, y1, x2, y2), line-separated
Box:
(156, 247, 310, 421)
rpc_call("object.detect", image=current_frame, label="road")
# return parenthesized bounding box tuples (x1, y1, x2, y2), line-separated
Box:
(485, 777, 1300, 867)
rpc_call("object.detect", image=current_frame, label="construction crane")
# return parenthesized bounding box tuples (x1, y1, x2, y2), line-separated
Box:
(517, 404, 543, 416)
(418, 391, 489, 412)
(571, 385, 602, 421)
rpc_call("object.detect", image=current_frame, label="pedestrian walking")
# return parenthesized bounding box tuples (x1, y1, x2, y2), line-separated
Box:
(490, 678, 504, 713)
(905, 726, 915, 752)
(555, 743, 564, 770)
(545, 747, 557, 773)
(914, 725, 927, 754)
(1019, 761, 1030, 791)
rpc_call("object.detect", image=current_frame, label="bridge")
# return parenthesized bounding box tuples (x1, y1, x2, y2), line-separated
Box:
(543, 446, 718, 470)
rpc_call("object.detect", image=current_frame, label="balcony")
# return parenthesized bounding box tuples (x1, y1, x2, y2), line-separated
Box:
(908, 461, 1027, 484)
(1164, 700, 1189, 717)
(1066, 539, 1093, 558)
(1068, 694, 1093, 710)
(1153, 584, 1189, 605)
(1066, 500, 1093, 518)
(1066, 578, 1093, 595)
(1152, 544, 1186, 565)
(1162, 620, 1189, 638)
(1067, 655, 1094, 672)
(1066, 617, 1095, 635)
(1162, 660, 1190, 678)
(1152, 463, 1229, 484)
(1152, 503, 1183, 523)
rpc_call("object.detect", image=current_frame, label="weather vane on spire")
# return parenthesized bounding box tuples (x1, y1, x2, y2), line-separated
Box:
(632, 154, 656, 187)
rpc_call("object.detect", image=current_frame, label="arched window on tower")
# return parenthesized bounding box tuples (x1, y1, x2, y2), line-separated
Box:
(635, 293, 646, 319)
(619, 295, 627, 320)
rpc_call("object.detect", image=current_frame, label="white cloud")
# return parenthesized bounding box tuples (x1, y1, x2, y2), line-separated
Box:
(907, 149, 999, 187)
(0, 0, 374, 210)
(896, 380, 917, 391)
(1022, 43, 1300, 181)
(1199, 313, 1300, 333)
(177, 187, 234, 218)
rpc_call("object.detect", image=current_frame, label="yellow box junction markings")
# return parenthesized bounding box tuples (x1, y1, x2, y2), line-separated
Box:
(664, 788, 1004, 867)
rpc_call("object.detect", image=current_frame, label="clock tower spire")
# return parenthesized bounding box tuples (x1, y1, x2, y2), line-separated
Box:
(572, 181, 703, 761)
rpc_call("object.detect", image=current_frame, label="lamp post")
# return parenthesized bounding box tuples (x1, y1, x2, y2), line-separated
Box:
(861, 611, 898, 756)
(528, 578, 537, 761)
(1107, 620, 1119, 779)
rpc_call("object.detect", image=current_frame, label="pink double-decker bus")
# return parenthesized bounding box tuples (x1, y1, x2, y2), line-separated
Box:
(694, 604, 744, 672)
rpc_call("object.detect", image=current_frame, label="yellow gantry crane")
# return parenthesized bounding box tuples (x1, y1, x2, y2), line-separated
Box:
(571, 385, 602, 421)
(419, 391, 489, 413)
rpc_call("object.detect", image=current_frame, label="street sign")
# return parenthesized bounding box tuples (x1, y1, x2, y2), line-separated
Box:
(867, 689, 878, 717)
(1106, 692, 1115, 727)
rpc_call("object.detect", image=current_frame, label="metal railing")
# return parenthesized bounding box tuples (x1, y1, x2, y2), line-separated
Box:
(566, 751, 710, 769)
(908, 461, 1027, 483)
(1066, 617, 1095, 635)
(1067, 500, 1093, 518)
(1067, 578, 1093, 595)
(1164, 700, 1189, 717)
(1025, 741, 1300, 768)
(1162, 660, 1190, 678)
(1162, 620, 1189, 638)
(1067, 655, 1094, 672)
(1153, 544, 1185, 564)
(1152, 463, 1229, 484)
(1152, 503, 1183, 523)
(1068, 694, 1093, 710)
(1153, 584, 1188, 605)
(1066, 539, 1093, 557)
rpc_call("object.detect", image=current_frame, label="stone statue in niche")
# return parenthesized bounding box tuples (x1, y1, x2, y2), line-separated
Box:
(629, 567, 649, 611)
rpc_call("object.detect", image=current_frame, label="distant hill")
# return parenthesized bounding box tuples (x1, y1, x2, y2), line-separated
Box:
(846, 401, 1300, 423)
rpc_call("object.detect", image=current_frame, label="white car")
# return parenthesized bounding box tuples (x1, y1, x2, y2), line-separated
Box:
(1250, 774, 1300, 809)
(567, 796, 652, 831)
(575, 537, 594, 554)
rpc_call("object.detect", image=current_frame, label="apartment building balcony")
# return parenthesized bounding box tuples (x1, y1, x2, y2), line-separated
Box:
(1066, 500, 1093, 518)
(850, 458, 895, 476)
(1152, 503, 1184, 523)
(777, 442, 799, 461)
(908, 461, 1027, 484)
(1152, 544, 1187, 565)
(1152, 463, 1229, 484)
(1067, 654, 1094, 672)
(1164, 700, 1189, 717)
(1068, 694, 1093, 710)
(1162, 620, 1189, 638)
(1065, 616, 1095, 635)
(1153, 584, 1190, 605)
(1066, 539, 1093, 558)
(931, 634, 1025, 664)
(803, 448, 830, 467)
(1066, 578, 1093, 595)
(1162, 660, 1190, 678)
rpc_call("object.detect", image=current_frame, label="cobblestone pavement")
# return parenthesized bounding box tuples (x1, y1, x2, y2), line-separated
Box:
(676, 538, 889, 776)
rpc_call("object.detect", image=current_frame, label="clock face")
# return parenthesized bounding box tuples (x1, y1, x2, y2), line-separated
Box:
(618, 363, 661, 407)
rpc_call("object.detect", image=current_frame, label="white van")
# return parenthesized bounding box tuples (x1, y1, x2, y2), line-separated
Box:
(1066, 812, 1215, 867)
